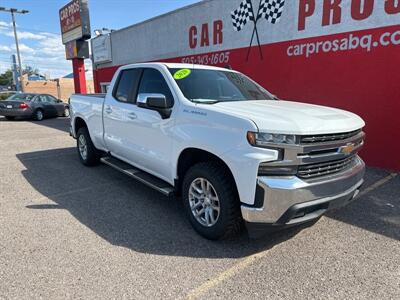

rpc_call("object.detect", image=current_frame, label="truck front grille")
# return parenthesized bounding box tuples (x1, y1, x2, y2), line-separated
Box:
(300, 130, 361, 144)
(298, 156, 356, 179)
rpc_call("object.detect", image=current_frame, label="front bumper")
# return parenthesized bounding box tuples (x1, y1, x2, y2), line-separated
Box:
(241, 156, 365, 225)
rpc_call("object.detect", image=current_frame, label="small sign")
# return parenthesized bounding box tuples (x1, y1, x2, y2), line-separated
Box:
(174, 69, 191, 80)
(65, 40, 89, 60)
(92, 34, 112, 63)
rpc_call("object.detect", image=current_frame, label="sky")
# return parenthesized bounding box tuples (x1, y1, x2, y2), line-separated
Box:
(0, 0, 199, 79)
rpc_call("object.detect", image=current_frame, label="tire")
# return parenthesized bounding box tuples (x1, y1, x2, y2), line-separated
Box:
(5, 116, 15, 121)
(182, 162, 243, 240)
(63, 107, 70, 117)
(76, 127, 100, 166)
(33, 109, 44, 121)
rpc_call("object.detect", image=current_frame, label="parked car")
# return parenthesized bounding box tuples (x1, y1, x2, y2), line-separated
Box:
(69, 63, 365, 240)
(0, 93, 69, 121)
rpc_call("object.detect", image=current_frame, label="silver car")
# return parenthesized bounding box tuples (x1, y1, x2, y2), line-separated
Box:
(0, 93, 69, 121)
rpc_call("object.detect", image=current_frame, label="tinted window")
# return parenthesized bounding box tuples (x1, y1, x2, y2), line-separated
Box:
(169, 68, 273, 102)
(8, 93, 36, 101)
(138, 68, 174, 106)
(113, 69, 142, 103)
(38, 95, 48, 102)
(45, 95, 57, 104)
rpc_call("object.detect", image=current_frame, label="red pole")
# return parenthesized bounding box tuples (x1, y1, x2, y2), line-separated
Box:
(72, 58, 87, 94)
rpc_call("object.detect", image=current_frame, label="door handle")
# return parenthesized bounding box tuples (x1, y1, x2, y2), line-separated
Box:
(127, 112, 137, 120)
(105, 106, 112, 114)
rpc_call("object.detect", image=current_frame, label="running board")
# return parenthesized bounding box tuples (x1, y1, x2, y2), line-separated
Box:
(100, 156, 174, 197)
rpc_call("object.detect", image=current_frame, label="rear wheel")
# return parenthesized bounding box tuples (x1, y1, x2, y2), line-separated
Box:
(33, 109, 44, 121)
(5, 116, 15, 121)
(77, 127, 100, 166)
(182, 162, 243, 240)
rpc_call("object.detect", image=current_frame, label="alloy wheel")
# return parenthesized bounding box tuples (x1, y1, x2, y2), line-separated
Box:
(188, 178, 220, 227)
(36, 110, 43, 121)
(78, 134, 88, 160)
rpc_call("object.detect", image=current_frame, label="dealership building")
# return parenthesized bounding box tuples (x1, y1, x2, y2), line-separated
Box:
(90, 0, 400, 171)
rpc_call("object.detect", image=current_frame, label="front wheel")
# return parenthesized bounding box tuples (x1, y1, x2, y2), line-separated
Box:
(182, 162, 243, 240)
(63, 107, 70, 117)
(76, 127, 100, 166)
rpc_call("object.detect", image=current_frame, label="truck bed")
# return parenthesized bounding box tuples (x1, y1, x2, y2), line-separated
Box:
(71, 93, 106, 99)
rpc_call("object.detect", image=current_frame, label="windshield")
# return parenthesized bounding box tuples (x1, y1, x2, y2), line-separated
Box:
(169, 68, 274, 103)
(8, 93, 36, 101)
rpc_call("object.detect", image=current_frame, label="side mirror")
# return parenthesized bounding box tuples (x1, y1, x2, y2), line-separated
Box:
(137, 93, 173, 119)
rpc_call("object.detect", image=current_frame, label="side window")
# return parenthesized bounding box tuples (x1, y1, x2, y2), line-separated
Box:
(112, 69, 142, 103)
(45, 95, 57, 104)
(39, 95, 48, 102)
(137, 68, 174, 106)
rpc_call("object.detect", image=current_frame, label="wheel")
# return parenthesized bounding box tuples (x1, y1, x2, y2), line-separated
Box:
(63, 107, 70, 117)
(33, 109, 44, 121)
(5, 116, 15, 121)
(182, 162, 243, 240)
(76, 127, 100, 166)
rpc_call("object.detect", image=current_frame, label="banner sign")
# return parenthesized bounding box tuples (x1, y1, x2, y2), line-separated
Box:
(59, 0, 91, 44)
(101, 0, 399, 65)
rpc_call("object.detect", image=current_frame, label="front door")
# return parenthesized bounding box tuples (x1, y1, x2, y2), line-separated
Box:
(46, 95, 65, 116)
(103, 67, 176, 182)
(38, 95, 56, 117)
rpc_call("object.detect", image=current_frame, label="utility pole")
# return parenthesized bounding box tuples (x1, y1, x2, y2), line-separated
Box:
(0, 7, 29, 92)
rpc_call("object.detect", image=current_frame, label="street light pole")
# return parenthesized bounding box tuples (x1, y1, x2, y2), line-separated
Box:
(10, 9, 24, 92)
(0, 7, 29, 92)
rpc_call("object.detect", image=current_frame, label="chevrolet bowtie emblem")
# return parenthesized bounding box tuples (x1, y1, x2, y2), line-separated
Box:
(339, 143, 355, 155)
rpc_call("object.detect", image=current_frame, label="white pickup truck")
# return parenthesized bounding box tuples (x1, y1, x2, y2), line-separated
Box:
(69, 63, 365, 240)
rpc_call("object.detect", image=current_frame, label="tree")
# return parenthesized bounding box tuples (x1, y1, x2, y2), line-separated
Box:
(23, 65, 39, 76)
(0, 70, 13, 86)
(0, 65, 40, 87)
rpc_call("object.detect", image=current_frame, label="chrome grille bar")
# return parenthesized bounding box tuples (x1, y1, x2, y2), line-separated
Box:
(298, 156, 356, 179)
(300, 129, 361, 144)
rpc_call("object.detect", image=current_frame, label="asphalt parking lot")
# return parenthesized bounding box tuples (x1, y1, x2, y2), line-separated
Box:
(0, 116, 399, 299)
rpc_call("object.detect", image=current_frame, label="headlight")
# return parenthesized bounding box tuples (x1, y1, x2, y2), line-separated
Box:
(247, 131, 298, 147)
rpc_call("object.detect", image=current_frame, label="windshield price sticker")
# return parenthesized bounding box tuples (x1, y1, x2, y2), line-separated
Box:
(174, 69, 191, 80)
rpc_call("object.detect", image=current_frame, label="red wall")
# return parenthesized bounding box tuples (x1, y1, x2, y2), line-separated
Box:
(94, 25, 400, 171)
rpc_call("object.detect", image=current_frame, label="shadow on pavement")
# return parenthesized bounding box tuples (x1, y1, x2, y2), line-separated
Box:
(327, 167, 399, 241)
(17, 147, 307, 259)
(0, 116, 70, 133)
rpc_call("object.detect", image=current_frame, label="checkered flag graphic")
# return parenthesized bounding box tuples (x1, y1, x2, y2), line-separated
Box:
(257, 0, 285, 24)
(231, 0, 255, 32)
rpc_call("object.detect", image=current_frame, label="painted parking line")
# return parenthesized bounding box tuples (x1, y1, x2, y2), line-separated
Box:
(358, 173, 398, 197)
(183, 172, 399, 300)
(184, 250, 273, 300)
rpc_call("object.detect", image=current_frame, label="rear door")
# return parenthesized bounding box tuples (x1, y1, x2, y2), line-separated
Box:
(103, 68, 143, 158)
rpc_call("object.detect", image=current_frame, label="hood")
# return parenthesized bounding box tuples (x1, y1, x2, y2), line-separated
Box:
(207, 100, 365, 135)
